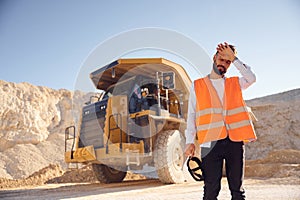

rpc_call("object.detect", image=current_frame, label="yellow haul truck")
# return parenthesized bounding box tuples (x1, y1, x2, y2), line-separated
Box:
(65, 58, 192, 183)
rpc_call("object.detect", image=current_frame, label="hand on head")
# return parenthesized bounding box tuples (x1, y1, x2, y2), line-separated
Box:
(216, 42, 237, 62)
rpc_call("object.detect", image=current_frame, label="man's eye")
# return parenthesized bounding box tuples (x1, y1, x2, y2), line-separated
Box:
(226, 60, 231, 64)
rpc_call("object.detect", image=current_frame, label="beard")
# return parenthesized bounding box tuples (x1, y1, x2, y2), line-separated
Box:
(213, 62, 227, 76)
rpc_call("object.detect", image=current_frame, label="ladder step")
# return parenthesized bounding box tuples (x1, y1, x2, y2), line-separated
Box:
(125, 149, 140, 166)
(67, 163, 79, 170)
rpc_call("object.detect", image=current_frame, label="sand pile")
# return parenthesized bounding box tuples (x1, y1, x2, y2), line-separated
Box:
(245, 89, 300, 160)
(0, 80, 90, 179)
(245, 149, 300, 181)
(0, 164, 64, 189)
(0, 164, 147, 189)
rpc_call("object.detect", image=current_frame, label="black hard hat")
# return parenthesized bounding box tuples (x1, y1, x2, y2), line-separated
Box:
(187, 156, 204, 181)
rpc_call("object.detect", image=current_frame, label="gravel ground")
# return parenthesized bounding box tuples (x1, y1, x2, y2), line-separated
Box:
(1, 178, 299, 200)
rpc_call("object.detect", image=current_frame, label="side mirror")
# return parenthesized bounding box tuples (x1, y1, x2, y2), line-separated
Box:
(162, 72, 175, 90)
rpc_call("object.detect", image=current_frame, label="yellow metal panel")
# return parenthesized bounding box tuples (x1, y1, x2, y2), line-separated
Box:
(104, 95, 127, 145)
(129, 110, 156, 119)
(65, 145, 96, 163)
(94, 142, 144, 159)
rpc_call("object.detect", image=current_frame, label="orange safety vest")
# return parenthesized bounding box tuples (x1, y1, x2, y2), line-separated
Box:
(194, 76, 256, 144)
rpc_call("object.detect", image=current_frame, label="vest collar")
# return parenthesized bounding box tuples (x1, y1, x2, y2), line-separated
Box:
(207, 74, 226, 80)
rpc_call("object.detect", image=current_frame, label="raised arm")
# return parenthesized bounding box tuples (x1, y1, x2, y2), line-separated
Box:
(233, 58, 256, 90)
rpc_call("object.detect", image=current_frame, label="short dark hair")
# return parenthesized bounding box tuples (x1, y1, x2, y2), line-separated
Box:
(215, 44, 236, 55)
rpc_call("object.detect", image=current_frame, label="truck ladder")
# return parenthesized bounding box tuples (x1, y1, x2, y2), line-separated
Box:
(106, 113, 123, 154)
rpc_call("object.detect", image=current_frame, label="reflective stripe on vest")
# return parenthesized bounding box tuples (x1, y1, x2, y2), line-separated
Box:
(196, 108, 222, 117)
(196, 106, 247, 118)
(225, 106, 248, 116)
(226, 120, 252, 130)
(197, 121, 224, 131)
(197, 119, 252, 132)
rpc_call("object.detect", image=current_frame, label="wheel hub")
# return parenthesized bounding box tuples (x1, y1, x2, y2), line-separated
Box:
(172, 145, 183, 170)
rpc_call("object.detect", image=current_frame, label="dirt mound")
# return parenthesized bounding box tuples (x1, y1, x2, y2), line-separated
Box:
(46, 164, 97, 184)
(1, 148, 299, 190)
(0, 164, 148, 189)
(47, 164, 147, 184)
(245, 149, 300, 181)
(0, 164, 63, 189)
(249, 149, 300, 164)
(245, 89, 300, 160)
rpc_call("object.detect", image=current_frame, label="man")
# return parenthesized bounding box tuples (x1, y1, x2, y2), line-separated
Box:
(184, 42, 256, 200)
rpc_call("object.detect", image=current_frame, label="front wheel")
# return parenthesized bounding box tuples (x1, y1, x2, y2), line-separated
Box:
(154, 130, 185, 183)
(92, 164, 127, 183)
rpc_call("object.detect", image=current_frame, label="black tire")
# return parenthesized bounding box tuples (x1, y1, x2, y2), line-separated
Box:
(154, 130, 185, 184)
(92, 164, 127, 183)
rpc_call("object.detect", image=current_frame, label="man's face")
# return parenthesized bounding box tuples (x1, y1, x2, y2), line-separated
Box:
(213, 53, 232, 75)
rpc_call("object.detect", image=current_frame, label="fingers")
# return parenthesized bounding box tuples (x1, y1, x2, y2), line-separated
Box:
(184, 144, 195, 157)
(217, 43, 224, 51)
(217, 42, 229, 52)
(184, 151, 194, 158)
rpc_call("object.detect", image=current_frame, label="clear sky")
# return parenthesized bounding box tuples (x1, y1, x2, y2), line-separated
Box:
(0, 0, 299, 100)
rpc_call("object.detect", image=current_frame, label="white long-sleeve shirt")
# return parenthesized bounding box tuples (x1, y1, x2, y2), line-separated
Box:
(185, 58, 256, 146)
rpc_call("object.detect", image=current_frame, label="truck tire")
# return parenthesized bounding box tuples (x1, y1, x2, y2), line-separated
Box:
(154, 130, 185, 183)
(92, 164, 127, 183)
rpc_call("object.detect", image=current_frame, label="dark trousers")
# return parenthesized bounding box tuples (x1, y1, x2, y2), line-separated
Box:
(201, 137, 245, 200)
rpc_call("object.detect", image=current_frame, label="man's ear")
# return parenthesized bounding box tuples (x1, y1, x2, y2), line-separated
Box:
(213, 54, 217, 62)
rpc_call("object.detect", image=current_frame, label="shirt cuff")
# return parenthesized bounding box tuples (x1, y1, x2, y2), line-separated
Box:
(232, 56, 239, 63)
(232, 57, 241, 65)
